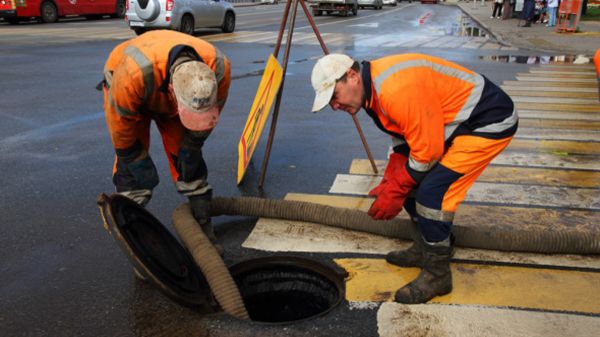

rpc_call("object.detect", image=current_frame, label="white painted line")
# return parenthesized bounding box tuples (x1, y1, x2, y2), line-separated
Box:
(512, 96, 600, 105)
(516, 76, 597, 83)
(530, 70, 599, 75)
(329, 174, 600, 210)
(519, 110, 600, 121)
(242, 218, 600, 269)
(516, 128, 600, 142)
(492, 152, 600, 170)
(242, 217, 404, 254)
(502, 85, 598, 93)
(377, 303, 600, 337)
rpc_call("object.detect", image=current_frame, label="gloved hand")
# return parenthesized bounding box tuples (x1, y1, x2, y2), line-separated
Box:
(369, 153, 408, 197)
(368, 166, 417, 220)
(188, 191, 224, 255)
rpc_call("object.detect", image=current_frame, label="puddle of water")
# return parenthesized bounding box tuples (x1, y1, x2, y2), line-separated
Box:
(479, 54, 593, 65)
(442, 15, 491, 39)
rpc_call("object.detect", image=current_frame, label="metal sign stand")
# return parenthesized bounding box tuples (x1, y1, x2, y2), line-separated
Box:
(258, 0, 378, 188)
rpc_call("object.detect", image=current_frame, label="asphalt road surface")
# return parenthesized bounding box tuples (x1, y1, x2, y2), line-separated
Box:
(2, 3, 585, 337)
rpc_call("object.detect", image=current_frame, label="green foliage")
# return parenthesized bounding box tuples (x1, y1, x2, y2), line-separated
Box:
(581, 5, 600, 21)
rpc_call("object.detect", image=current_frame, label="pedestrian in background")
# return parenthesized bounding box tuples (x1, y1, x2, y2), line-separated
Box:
(310, 53, 517, 304)
(522, 0, 535, 26)
(546, 0, 559, 27)
(502, 0, 513, 20)
(491, 0, 504, 19)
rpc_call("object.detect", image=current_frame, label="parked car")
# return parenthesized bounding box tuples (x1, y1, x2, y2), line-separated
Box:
(357, 0, 382, 9)
(260, 0, 279, 4)
(126, 0, 236, 36)
(382, 0, 397, 6)
(0, 0, 125, 24)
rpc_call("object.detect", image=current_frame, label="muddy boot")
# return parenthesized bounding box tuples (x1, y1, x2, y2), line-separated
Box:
(386, 239, 424, 267)
(394, 237, 453, 304)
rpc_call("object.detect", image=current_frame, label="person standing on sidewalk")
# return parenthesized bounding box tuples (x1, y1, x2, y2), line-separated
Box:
(546, 0, 558, 27)
(491, 0, 504, 19)
(310, 53, 518, 304)
(522, 0, 535, 26)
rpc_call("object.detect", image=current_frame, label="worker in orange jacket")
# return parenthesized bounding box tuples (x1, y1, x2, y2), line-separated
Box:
(100, 30, 231, 253)
(311, 53, 517, 304)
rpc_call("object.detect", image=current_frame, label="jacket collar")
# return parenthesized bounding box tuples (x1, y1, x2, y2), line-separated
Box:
(361, 60, 372, 110)
(159, 45, 204, 92)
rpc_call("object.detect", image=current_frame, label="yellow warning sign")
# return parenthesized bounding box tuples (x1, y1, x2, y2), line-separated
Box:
(237, 54, 283, 184)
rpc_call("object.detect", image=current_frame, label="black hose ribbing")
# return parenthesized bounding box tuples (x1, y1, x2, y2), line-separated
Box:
(210, 197, 600, 255)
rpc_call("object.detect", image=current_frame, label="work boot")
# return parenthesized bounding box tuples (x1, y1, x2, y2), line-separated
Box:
(199, 219, 224, 256)
(394, 237, 453, 304)
(386, 239, 424, 268)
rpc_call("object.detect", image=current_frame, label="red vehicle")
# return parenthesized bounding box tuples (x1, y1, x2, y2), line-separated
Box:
(0, 0, 125, 24)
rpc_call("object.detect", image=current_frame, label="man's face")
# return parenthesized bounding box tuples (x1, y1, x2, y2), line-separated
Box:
(329, 70, 363, 115)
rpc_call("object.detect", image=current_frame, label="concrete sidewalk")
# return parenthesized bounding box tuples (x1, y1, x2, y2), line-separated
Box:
(452, 1, 600, 56)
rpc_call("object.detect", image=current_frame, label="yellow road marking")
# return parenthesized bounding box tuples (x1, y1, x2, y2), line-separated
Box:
(508, 138, 600, 154)
(519, 118, 600, 129)
(336, 258, 600, 314)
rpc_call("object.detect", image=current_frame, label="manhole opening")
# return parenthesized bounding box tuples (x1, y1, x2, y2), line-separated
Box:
(230, 257, 345, 324)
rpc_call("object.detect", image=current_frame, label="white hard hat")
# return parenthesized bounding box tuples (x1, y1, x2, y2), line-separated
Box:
(310, 53, 354, 113)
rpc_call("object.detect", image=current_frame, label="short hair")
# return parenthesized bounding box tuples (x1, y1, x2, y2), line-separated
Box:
(337, 61, 360, 83)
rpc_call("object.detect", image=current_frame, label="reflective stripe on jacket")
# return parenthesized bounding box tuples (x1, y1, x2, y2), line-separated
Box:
(103, 30, 231, 150)
(361, 53, 517, 182)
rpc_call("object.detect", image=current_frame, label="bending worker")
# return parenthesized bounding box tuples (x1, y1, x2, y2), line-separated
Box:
(100, 30, 231, 253)
(311, 53, 517, 304)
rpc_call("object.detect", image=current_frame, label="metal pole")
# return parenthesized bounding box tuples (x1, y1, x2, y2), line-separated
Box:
(351, 114, 378, 174)
(298, 0, 329, 55)
(258, 0, 300, 188)
(273, 0, 293, 57)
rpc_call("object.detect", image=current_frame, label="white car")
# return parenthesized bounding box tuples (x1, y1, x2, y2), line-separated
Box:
(382, 0, 397, 6)
(357, 0, 383, 9)
(126, 0, 236, 36)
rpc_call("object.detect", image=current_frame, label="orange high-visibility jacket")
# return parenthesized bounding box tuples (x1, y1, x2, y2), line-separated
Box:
(103, 30, 231, 151)
(361, 54, 517, 181)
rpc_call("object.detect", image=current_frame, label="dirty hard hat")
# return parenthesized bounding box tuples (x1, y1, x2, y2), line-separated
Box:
(172, 61, 219, 131)
(311, 53, 354, 113)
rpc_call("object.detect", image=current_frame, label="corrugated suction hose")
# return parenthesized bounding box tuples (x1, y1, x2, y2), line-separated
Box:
(172, 203, 250, 320)
(173, 196, 598, 320)
(209, 197, 600, 255)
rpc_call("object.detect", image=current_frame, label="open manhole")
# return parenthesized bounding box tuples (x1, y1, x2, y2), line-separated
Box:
(231, 256, 345, 324)
(98, 194, 346, 324)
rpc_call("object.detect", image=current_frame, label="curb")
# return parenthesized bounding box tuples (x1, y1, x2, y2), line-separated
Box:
(448, 3, 510, 47)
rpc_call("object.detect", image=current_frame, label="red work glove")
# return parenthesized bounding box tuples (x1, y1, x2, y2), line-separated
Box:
(368, 165, 417, 220)
(368, 153, 409, 197)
